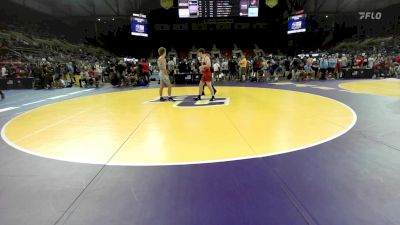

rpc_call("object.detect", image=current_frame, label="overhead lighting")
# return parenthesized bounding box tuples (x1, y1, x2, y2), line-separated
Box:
(97, 18, 101, 21)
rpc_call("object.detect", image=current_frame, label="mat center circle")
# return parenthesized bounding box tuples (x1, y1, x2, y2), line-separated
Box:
(2, 87, 356, 166)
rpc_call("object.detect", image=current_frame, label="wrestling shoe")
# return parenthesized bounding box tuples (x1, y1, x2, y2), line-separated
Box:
(193, 95, 201, 101)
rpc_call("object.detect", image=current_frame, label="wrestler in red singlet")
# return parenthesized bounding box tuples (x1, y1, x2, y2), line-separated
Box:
(194, 48, 215, 101)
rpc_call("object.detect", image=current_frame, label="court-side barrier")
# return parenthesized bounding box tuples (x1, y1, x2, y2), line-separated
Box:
(342, 68, 375, 79)
(0, 78, 34, 89)
(174, 73, 202, 84)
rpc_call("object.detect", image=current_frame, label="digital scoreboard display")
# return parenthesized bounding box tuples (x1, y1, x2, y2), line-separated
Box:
(131, 14, 148, 37)
(179, 0, 259, 18)
(288, 14, 307, 34)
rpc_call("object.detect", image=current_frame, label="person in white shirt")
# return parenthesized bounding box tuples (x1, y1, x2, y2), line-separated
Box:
(368, 55, 376, 69)
(94, 63, 103, 85)
(341, 54, 348, 68)
(221, 59, 229, 80)
(213, 61, 221, 80)
(167, 58, 175, 74)
(1, 65, 7, 77)
(190, 60, 196, 74)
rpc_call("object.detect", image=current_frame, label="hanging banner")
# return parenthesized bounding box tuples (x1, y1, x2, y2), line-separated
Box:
(266, 0, 278, 8)
(161, 0, 173, 10)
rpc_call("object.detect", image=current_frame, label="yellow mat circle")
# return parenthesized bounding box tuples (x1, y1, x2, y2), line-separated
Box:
(1, 87, 356, 166)
(339, 79, 400, 98)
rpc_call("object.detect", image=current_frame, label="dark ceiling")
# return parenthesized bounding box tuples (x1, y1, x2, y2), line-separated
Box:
(7, 0, 400, 17)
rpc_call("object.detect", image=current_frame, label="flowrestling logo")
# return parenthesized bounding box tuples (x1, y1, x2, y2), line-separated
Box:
(146, 95, 230, 108)
(359, 12, 382, 20)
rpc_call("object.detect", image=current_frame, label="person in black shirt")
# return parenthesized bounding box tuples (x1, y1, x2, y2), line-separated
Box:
(291, 58, 300, 81)
(178, 60, 188, 73)
(228, 58, 238, 80)
(116, 62, 128, 85)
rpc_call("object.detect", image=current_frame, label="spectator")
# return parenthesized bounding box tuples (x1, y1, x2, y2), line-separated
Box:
(213, 60, 221, 81)
(341, 54, 349, 68)
(228, 58, 238, 80)
(252, 57, 262, 79)
(239, 56, 248, 82)
(328, 55, 337, 78)
(355, 54, 365, 68)
(140, 59, 150, 84)
(319, 55, 329, 80)
(304, 55, 315, 80)
(1, 64, 7, 77)
(221, 59, 229, 80)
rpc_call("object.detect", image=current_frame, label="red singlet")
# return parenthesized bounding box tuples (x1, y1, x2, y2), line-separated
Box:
(201, 64, 212, 82)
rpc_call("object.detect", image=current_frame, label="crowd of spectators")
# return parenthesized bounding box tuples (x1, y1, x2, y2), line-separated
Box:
(1, 29, 399, 91)
(2, 49, 399, 91)
(0, 29, 152, 89)
(0, 57, 154, 89)
(167, 46, 400, 82)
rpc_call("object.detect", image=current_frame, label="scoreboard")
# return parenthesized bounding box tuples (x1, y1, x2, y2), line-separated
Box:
(179, 0, 259, 18)
(131, 14, 148, 37)
(288, 14, 307, 34)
